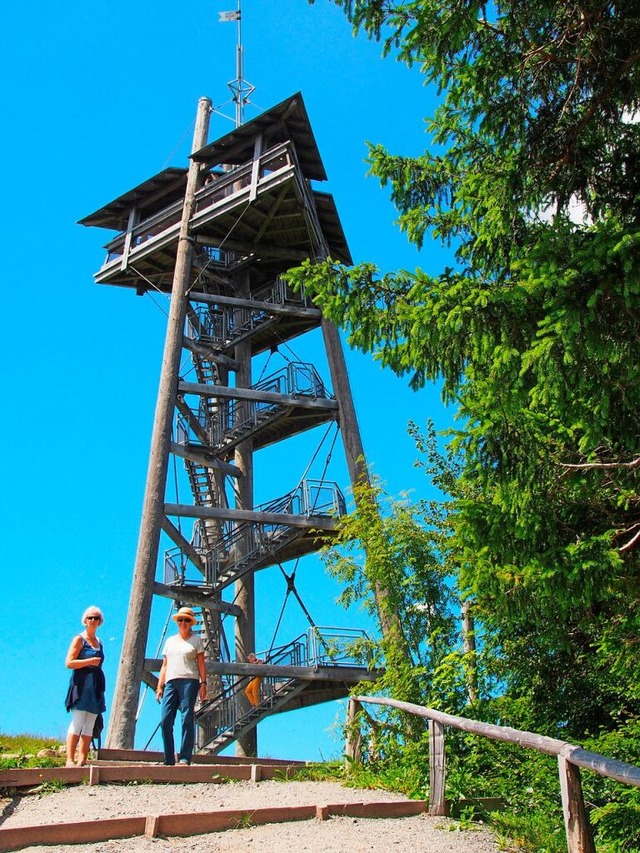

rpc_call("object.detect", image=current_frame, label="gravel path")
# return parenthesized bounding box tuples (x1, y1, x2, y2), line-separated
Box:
(1, 779, 501, 852)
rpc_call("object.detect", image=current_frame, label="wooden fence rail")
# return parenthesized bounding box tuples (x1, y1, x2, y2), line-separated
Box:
(347, 695, 640, 853)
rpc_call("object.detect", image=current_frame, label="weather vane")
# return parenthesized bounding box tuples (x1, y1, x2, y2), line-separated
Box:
(218, 0, 255, 127)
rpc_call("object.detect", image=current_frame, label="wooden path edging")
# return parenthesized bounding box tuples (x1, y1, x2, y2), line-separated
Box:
(0, 762, 301, 789)
(96, 748, 303, 766)
(0, 799, 428, 851)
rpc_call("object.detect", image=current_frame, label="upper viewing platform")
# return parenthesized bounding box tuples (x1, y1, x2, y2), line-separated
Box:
(79, 94, 352, 293)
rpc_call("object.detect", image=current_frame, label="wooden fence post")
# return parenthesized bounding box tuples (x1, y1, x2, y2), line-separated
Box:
(429, 719, 447, 816)
(345, 698, 363, 765)
(558, 755, 596, 853)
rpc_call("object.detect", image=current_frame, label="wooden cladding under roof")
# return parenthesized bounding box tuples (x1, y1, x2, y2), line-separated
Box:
(78, 167, 188, 232)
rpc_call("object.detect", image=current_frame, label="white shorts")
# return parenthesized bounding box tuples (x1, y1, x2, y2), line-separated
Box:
(67, 709, 98, 737)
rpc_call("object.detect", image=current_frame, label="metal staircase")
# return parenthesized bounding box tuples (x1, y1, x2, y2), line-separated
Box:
(163, 478, 345, 593)
(198, 675, 307, 754)
(176, 360, 334, 458)
(196, 626, 371, 755)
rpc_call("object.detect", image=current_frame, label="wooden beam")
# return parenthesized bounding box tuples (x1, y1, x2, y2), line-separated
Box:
(253, 182, 290, 243)
(186, 290, 321, 319)
(160, 517, 205, 574)
(153, 581, 242, 617)
(107, 97, 212, 751)
(354, 695, 569, 757)
(164, 502, 337, 530)
(429, 720, 447, 816)
(120, 206, 137, 272)
(345, 698, 363, 764)
(562, 745, 640, 787)
(558, 755, 596, 853)
(144, 659, 382, 681)
(355, 695, 640, 789)
(181, 336, 239, 370)
(0, 800, 428, 850)
(170, 441, 240, 476)
(249, 133, 263, 203)
(178, 381, 339, 411)
(174, 396, 209, 445)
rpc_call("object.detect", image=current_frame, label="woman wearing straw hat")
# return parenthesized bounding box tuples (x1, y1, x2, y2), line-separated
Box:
(155, 607, 207, 765)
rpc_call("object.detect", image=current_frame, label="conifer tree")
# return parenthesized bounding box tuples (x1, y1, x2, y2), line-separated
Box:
(292, 0, 640, 735)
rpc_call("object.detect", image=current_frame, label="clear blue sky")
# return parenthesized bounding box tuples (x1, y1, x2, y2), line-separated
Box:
(0, 0, 451, 759)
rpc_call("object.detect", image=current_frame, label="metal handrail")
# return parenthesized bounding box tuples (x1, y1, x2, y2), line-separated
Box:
(184, 278, 307, 350)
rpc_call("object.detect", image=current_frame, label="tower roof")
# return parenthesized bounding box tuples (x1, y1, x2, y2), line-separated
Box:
(78, 167, 187, 231)
(191, 92, 327, 182)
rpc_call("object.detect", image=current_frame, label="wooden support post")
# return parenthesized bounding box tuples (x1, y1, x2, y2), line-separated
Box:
(234, 273, 257, 759)
(344, 698, 362, 765)
(320, 318, 367, 488)
(429, 720, 446, 816)
(320, 316, 412, 661)
(249, 133, 263, 202)
(558, 756, 596, 853)
(144, 815, 160, 838)
(106, 96, 212, 750)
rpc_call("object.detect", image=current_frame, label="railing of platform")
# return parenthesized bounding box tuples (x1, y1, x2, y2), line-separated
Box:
(307, 626, 372, 668)
(100, 141, 296, 271)
(208, 362, 330, 446)
(162, 479, 346, 588)
(174, 361, 329, 448)
(185, 277, 308, 350)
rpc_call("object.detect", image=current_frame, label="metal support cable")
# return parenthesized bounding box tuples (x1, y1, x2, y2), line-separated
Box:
(295, 422, 336, 492)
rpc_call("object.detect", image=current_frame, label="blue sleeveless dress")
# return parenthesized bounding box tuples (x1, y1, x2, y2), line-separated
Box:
(70, 636, 106, 714)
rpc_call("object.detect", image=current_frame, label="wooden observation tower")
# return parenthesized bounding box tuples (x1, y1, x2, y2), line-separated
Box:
(81, 92, 375, 756)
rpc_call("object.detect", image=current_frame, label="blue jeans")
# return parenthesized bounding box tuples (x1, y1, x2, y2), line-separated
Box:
(160, 679, 199, 764)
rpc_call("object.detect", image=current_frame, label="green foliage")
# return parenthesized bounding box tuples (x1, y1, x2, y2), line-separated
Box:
(279, 761, 345, 782)
(287, 0, 640, 744)
(579, 721, 640, 852)
(294, 3, 640, 850)
(38, 779, 66, 795)
(491, 811, 567, 853)
(321, 476, 463, 710)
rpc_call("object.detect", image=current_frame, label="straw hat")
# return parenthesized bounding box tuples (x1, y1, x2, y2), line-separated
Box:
(172, 606, 197, 625)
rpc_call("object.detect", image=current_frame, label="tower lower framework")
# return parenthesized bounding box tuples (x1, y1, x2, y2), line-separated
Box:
(81, 93, 375, 755)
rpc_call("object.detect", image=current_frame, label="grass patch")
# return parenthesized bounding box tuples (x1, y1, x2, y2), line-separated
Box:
(278, 761, 345, 782)
(0, 732, 64, 769)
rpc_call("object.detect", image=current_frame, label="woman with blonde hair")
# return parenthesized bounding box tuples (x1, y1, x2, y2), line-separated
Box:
(64, 605, 105, 767)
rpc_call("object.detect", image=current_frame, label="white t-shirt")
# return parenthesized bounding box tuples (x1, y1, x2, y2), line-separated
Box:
(162, 633, 204, 682)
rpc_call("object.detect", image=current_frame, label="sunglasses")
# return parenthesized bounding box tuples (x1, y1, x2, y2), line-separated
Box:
(177, 618, 191, 623)
(86, 616, 101, 621)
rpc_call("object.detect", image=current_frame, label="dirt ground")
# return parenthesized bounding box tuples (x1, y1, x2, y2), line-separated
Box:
(0, 778, 502, 852)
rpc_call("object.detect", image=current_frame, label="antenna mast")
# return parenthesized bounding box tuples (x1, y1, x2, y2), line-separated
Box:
(220, 0, 255, 127)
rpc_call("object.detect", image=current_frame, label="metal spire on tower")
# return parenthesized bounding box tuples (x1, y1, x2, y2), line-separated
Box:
(219, 0, 255, 127)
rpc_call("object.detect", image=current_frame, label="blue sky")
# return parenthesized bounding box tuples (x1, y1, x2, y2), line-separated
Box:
(0, 0, 452, 759)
